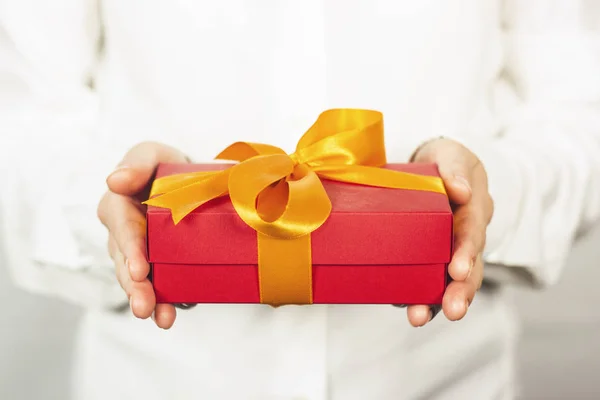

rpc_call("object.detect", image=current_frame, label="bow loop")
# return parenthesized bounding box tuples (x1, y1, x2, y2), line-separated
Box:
(228, 154, 331, 239)
(216, 142, 287, 162)
(291, 109, 387, 168)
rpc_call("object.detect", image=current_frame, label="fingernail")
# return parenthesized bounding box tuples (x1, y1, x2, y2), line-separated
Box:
(151, 311, 156, 322)
(126, 259, 135, 278)
(130, 296, 141, 319)
(107, 165, 130, 180)
(454, 175, 471, 193)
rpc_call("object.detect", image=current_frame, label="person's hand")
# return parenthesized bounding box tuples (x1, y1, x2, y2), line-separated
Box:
(97, 142, 189, 329)
(405, 138, 493, 327)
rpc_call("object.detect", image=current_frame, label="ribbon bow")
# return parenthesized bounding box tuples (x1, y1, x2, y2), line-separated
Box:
(145, 109, 446, 305)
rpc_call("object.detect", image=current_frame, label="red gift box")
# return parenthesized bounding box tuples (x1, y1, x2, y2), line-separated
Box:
(147, 163, 452, 305)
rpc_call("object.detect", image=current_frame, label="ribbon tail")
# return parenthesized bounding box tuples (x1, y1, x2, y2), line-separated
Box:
(313, 164, 447, 195)
(149, 170, 222, 197)
(257, 233, 313, 305)
(144, 170, 231, 224)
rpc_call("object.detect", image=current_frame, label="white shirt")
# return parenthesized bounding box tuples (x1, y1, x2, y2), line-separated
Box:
(1, 1, 599, 399)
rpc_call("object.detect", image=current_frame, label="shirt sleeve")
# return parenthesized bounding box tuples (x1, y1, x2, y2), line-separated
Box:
(460, 0, 600, 288)
(0, 0, 127, 309)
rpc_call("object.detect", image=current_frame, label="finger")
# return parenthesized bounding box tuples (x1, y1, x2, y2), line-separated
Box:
(413, 139, 474, 205)
(153, 304, 177, 330)
(406, 305, 431, 327)
(107, 142, 189, 196)
(99, 193, 149, 282)
(406, 304, 443, 327)
(443, 253, 484, 321)
(110, 234, 156, 319)
(448, 204, 486, 281)
(109, 235, 133, 294)
(129, 280, 156, 319)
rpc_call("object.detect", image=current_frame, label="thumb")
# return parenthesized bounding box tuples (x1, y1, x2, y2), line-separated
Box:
(107, 142, 189, 196)
(412, 138, 472, 205)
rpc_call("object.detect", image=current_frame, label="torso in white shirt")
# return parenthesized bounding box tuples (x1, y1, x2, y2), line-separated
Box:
(72, 1, 517, 400)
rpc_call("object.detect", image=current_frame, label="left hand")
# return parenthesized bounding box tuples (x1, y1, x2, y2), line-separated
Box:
(98, 142, 190, 329)
(405, 138, 494, 327)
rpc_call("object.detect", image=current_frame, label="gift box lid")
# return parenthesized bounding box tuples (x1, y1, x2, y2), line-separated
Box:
(147, 163, 453, 266)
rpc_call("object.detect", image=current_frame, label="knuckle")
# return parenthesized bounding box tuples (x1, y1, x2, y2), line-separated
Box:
(132, 141, 159, 152)
(125, 217, 147, 235)
(135, 141, 163, 155)
(124, 141, 186, 166)
(136, 141, 178, 157)
(120, 218, 147, 251)
(411, 138, 442, 161)
(454, 233, 476, 253)
(453, 207, 470, 226)
(450, 162, 470, 180)
(453, 208, 483, 243)
(121, 141, 159, 165)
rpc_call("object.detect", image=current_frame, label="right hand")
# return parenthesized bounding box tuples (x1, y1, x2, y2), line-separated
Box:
(97, 142, 189, 329)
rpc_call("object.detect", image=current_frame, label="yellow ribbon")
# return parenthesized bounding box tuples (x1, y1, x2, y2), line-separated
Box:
(145, 109, 446, 306)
